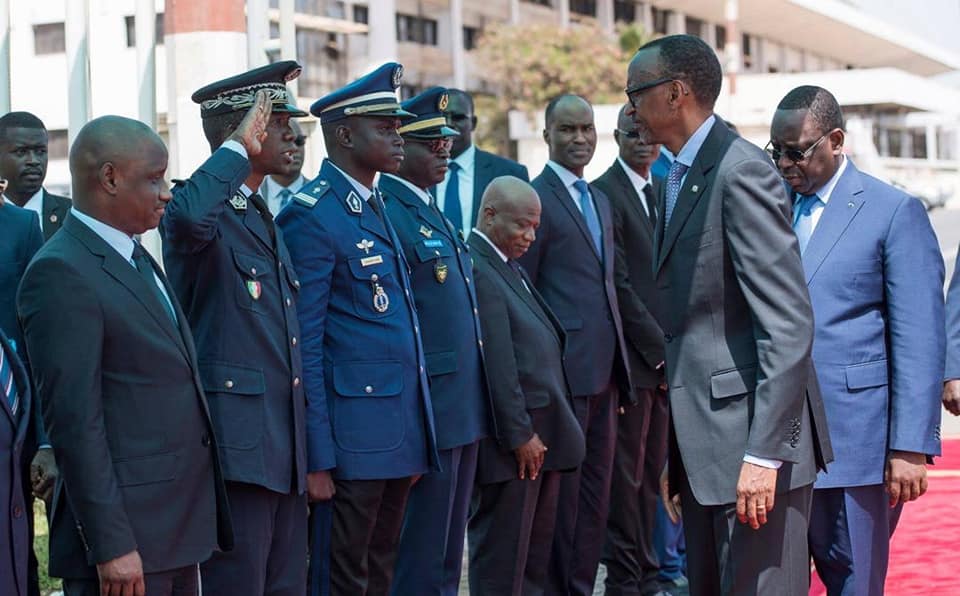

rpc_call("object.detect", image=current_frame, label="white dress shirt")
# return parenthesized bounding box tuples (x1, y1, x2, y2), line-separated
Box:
(473, 227, 531, 293)
(617, 157, 653, 218)
(263, 174, 307, 217)
(545, 160, 592, 213)
(794, 155, 848, 237)
(384, 173, 432, 206)
(435, 143, 476, 234)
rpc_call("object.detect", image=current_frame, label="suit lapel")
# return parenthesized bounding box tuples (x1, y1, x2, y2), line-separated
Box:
(655, 121, 731, 274)
(241, 204, 275, 255)
(540, 166, 601, 264)
(612, 162, 654, 237)
(472, 151, 492, 227)
(800, 164, 866, 284)
(382, 176, 453, 242)
(42, 190, 68, 239)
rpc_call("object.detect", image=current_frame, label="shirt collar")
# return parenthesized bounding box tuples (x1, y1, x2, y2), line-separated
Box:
(22, 188, 44, 213)
(546, 159, 583, 190)
(803, 155, 848, 204)
(674, 114, 716, 169)
(383, 173, 433, 206)
(471, 227, 509, 263)
(452, 144, 476, 175)
(328, 161, 373, 201)
(266, 174, 305, 194)
(616, 157, 652, 192)
(69, 207, 136, 261)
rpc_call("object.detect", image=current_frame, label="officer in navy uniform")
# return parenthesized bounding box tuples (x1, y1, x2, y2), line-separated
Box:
(379, 87, 492, 596)
(159, 62, 310, 595)
(276, 62, 440, 596)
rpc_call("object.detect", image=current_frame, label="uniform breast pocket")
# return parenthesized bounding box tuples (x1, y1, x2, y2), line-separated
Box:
(232, 249, 271, 314)
(413, 238, 456, 284)
(347, 253, 401, 319)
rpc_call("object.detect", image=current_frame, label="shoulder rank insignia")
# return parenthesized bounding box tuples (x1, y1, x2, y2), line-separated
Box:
(356, 238, 374, 254)
(293, 192, 318, 207)
(228, 191, 247, 211)
(346, 191, 363, 214)
(312, 180, 329, 194)
(419, 225, 433, 238)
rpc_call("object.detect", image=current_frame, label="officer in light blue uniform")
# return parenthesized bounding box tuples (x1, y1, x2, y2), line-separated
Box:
(276, 62, 440, 596)
(379, 87, 492, 596)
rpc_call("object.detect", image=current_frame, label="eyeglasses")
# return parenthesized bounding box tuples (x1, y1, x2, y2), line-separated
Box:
(764, 132, 829, 164)
(624, 77, 677, 108)
(293, 135, 307, 147)
(615, 128, 643, 139)
(410, 137, 454, 153)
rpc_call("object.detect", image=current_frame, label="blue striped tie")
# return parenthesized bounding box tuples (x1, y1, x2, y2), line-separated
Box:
(1, 346, 18, 418)
(573, 179, 602, 255)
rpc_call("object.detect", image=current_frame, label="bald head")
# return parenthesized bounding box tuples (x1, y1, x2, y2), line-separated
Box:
(478, 176, 540, 260)
(69, 115, 171, 236)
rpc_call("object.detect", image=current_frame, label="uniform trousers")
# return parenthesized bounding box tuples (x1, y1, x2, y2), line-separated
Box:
(63, 564, 199, 596)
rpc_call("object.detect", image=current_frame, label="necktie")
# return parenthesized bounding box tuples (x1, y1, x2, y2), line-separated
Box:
(573, 179, 602, 256)
(508, 259, 531, 293)
(664, 160, 689, 229)
(278, 188, 293, 211)
(248, 192, 277, 245)
(642, 183, 658, 230)
(444, 161, 463, 234)
(132, 243, 177, 324)
(793, 193, 821, 254)
(0, 346, 18, 418)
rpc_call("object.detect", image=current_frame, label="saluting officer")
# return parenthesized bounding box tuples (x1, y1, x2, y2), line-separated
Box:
(159, 62, 311, 595)
(379, 87, 492, 596)
(276, 63, 440, 596)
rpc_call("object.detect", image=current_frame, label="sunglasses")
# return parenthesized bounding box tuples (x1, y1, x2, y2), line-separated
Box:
(293, 135, 307, 147)
(615, 128, 643, 139)
(410, 137, 454, 153)
(764, 132, 829, 165)
(624, 77, 677, 108)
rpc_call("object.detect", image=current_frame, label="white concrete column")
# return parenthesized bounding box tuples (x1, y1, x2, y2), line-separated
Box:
(724, 0, 740, 95)
(640, 2, 653, 33)
(450, 0, 465, 88)
(368, 0, 397, 67)
(597, 0, 614, 34)
(0, 0, 9, 115)
(65, 0, 91, 146)
(558, 0, 570, 28)
(279, 0, 297, 97)
(510, 0, 520, 24)
(926, 124, 938, 161)
(703, 17, 717, 48)
(247, 0, 268, 68)
(668, 10, 684, 34)
(136, 0, 157, 128)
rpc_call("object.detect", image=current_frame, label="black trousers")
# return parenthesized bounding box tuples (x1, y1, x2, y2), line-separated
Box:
(329, 477, 414, 596)
(547, 385, 618, 596)
(468, 470, 564, 596)
(200, 481, 308, 596)
(63, 564, 199, 596)
(603, 387, 670, 596)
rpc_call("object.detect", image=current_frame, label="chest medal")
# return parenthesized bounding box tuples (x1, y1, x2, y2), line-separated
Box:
(371, 273, 390, 313)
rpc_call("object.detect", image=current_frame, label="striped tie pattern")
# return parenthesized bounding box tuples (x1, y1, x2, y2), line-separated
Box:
(1, 346, 19, 417)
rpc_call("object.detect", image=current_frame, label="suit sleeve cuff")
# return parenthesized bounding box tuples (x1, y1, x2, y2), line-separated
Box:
(743, 454, 783, 469)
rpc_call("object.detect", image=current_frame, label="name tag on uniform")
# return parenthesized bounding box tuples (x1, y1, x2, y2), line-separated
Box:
(423, 239, 444, 248)
(361, 255, 384, 267)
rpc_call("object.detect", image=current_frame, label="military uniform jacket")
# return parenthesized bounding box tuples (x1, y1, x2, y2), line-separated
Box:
(380, 174, 492, 450)
(276, 159, 439, 480)
(160, 147, 307, 495)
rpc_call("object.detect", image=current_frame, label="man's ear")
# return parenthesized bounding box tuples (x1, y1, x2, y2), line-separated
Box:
(469, 115, 478, 131)
(829, 129, 846, 154)
(335, 124, 353, 149)
(99, 162, 119, 196)
(542, 128, 549, 145)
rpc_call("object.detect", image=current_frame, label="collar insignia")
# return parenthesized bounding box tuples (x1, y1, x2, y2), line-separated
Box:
(345, 191, 363, 214)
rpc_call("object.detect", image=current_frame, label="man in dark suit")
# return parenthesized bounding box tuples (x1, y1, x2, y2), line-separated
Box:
(626, 35, 832, 594)
(277, 62, 439, 596)
(0, 111, 72, 240)
(17, 115, 233, 596)
(160, 63, 310, 596)
(380, 87, 492, 596)
(593, 105, 670, 596)
(0, 199, 42, 351)
(517, 94, 633, 596)
(433, 89, 529, 237)
(467, 176, 584, 596)
(770, 86, 943, 596)
(0, 328, 32, 596)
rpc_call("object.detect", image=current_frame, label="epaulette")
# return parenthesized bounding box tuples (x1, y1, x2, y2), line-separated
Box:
(294, 179, 331, 208)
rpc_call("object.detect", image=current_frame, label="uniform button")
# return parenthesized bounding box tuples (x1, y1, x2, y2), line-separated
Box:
(293, 377, 301, 387)
(465, 277, 471, 284)
(457, 247, 462, 254)
(251, 267, 257, 275)
(293, 280, 300, 289)
(664, 334, 673, 343)
(414, 326, 419, 334)
(292, 336, 298, 346)
(478, 340, 483, 348)
(224, 379, 234, 389)
(278, 262, 283, 269)
(13, 506, 22, 518)
(364, 385, 373, 394)
(201, 434, 211, 447)
(405, 289, 410, 297)
(286, 297, 292, 306)
(419, 366, 424, 374)
(473, 308, 478, 315)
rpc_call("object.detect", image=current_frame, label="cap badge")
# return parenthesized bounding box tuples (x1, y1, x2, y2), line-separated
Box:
(438, 93, 449, 111)
(391, 65, 404, 88)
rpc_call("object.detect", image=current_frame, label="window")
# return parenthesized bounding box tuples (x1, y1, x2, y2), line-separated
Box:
(463, 26, 479, 50)
(742, 33, 752, 68)
(651, 7, 670, 35)
(124, 13, 165, 48)
(522, 0, 552, 5)
(400, 84, 420, 101)
(715, 25, 726, 50)
(47, 129, 68, 160)
(353, 5, 368, 25)
(396, 14, 437, 46)
(614, 1, 636, 23)
(685, 17, 704, 38)
(570, 0, 597, 16)
(33, 23, 65, 55)
(911, 129, 928, 159)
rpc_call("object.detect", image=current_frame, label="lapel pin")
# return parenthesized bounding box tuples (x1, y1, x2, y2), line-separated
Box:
(49, 213, 58, 223)
(691, 185, 699, 193)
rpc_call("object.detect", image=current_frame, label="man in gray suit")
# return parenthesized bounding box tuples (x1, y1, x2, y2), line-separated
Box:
(625, 34, 832, 594)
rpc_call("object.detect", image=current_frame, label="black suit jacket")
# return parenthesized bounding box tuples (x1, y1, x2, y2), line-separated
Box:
(0, 330, 31, 596)
(469, 149, 529, 228)
(468, 233, 584, 484)
(17, 214, 232, 578)
(40, 190, 71, 241)
(517, 165, 634, 403)
(593, 161, 664, 389)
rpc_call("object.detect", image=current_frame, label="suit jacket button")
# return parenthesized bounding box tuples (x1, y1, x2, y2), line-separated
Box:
(291, 336, 298, 346)
(224, 379, 234, 389)
(293, 377, 301, 387)
(286, 297, 292, 306)
(201, 434, 211, 447)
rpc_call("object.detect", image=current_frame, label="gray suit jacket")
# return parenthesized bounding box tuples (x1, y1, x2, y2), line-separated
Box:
(654, 119, 832, 505)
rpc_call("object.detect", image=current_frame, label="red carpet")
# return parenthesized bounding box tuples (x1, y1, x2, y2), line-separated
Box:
(810, 438, 960, 595)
